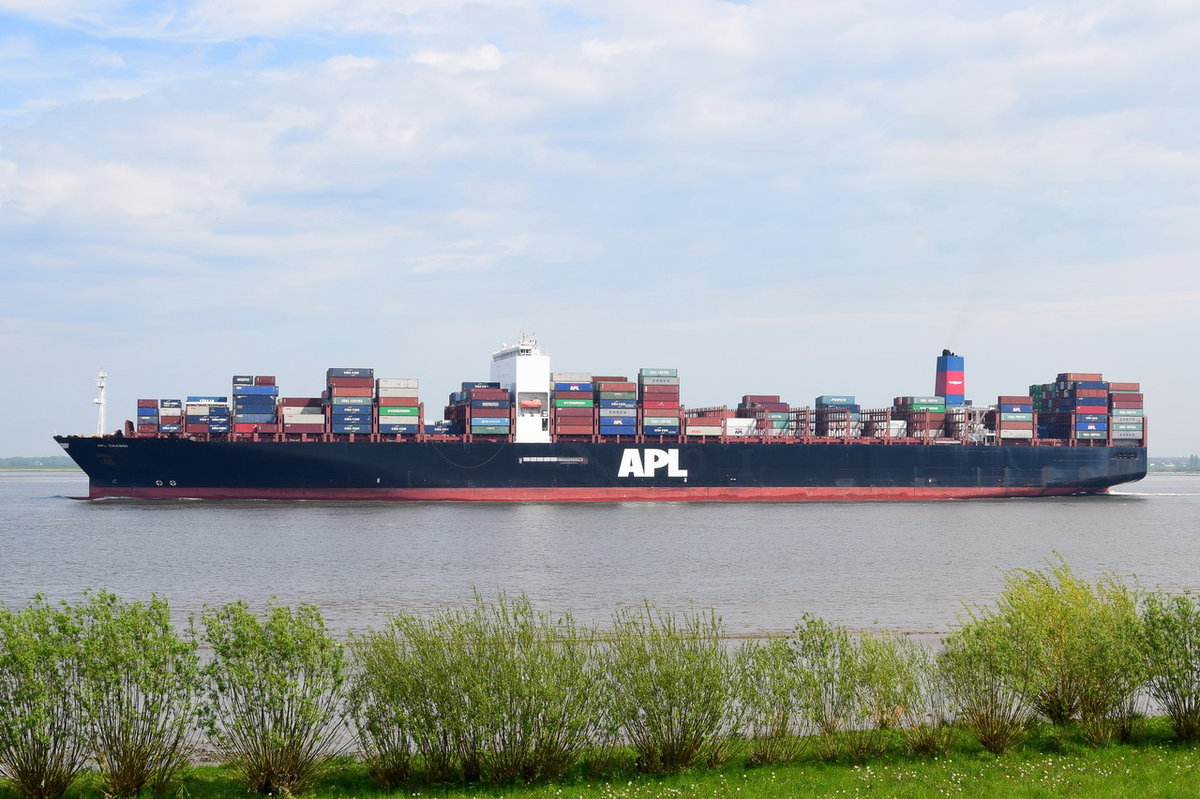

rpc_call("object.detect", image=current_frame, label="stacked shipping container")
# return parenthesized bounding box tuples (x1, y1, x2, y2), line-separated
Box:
(377, 377, 420, 435)
(640, 369, 680, 436)
(551, 373, 595, 437)
(445, 383, 511, 438)
(233, 376, 278, 433)
(594, 376, 638, 438)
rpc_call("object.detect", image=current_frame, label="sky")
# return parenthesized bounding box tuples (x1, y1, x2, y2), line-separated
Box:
(0, 0, 1196, 457)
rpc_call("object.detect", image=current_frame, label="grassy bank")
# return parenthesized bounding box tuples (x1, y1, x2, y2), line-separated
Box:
(4, 563, 1200, 799)
(32, 722, 1199, 799)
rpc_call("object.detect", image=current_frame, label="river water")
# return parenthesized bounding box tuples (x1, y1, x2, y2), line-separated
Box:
(1, 471, 1196, 638)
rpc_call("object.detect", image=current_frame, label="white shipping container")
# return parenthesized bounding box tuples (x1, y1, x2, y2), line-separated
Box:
(281, 407, 324, 416)
(377, 378, 419, 390)
(686, 426, 723, 436)
(723, 419, 756, 434)
(999, 429, 1035, 439)
(1112, 431, 1145, 439)
(552, 372, 591, 382)
(377, 388, 421, 398)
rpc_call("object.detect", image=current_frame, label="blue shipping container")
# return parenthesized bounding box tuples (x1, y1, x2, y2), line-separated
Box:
(462, 382, 501, 390)
(999, 404, 1031, 413)
(327, 368, 374, 379)
(160, 399, 182, 409)
(232, 385, 279, 396)
(1076, 422, 1109, 431)
(186, 396, 228, 404)
(232, 376, 254, 385)
(136, 407, 159, 417)
(425, 423, 463, 434)
(159, 424, 181, 433)
(642, 425, 680, 435)
(553, 382, 593, 393)
(235, 413, 277, 424)
(379, 424, 419, 434)
(471, 399, 511, 409)
(331, 423, 371, 434)
(471, 417, 510, 426)
(208, 424, 230, 433)
(599, 425, 635, 436)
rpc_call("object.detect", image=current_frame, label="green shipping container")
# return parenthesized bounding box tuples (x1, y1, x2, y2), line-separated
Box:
(598, 391, 637, 400)
(1112, 422, 1144, 431)
(470, 425, 510, 435)
(1000, 412, 1034, 421)
(555, 398, 594, 408)
(1075, 430, 1106, 439)
(378, 406, 419, 416)
(643, 416, 681, 426)
(639, 368, 678, 377)
(906, 404, 946, 412)
(1112, 408, 1144, 417)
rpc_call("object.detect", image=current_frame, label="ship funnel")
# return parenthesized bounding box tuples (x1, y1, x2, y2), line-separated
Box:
(936, 350, 965, 406)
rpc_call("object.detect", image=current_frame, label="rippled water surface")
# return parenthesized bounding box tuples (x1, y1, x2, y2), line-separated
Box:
(1, 470, 1196, 636)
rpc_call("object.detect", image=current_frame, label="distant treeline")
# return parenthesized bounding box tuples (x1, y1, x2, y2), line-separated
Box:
(0, 455, 76, 468)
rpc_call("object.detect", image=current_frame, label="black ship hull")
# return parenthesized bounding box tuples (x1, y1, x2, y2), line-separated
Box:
(54, 436, 1148, 501)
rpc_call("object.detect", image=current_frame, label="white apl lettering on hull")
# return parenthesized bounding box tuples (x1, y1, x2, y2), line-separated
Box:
(618, 448, 688, 478)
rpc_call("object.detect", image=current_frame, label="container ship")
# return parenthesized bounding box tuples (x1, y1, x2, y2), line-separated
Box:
(54, 337, 1147, 501)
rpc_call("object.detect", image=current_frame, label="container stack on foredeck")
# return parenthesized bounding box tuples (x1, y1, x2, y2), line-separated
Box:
(551, 373, 594, 438)
(595, 376, 638, 438)
(640, 368, 681, 437)
(232, 376, 278, 434)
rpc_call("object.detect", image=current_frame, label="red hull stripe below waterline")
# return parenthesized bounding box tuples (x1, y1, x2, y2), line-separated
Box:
(82, 485, 1108, 502)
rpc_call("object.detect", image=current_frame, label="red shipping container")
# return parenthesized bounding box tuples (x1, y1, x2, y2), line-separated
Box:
(592, 375, 628, 382)
(998, 396, 1035, 405)
(1110, 400, 1144, 409)
(1111, 393, 1144, 403)
(554, 407, 593, 418)
(642, 400, 680, 410)
(1072, 389, 1108, 398)
(742, 395, 781, 404)
(282, 423, 325, 433)
(279, 397, 323, 407)
(159, 415, 182, 424)
(467, 388, 509, 400)
(641, 384, 680, 396)
(184, 424, 210, 434)
(378, 397, 420, 407)
(137, 399, 158, 408)
(1061, 373, 1104, 382)
(329, 386, 374, 397)
(996, 421, 1034, 430)
(596, 382, 637, 392)
(136, 423, 158, 434)
(254, 375, 276, 386)
(554, 424, 595, 435)
(327, 376, 374, 388)
(1109, 382, 1141, 392)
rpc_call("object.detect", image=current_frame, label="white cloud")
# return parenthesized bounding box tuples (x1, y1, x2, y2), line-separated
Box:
(409, 44, 504, 73)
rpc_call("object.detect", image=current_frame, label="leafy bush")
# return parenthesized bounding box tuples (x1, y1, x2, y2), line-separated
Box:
(197, 601, 347, 794)
(0, 597, 89, 799)
(984, 557, 1144, 733)
(1141, 591, 1200, 742)
(940, 618, 1034, 754)
(895, 640, 957, 757)
(350, 592, 601, 786)
(789, 614, 872, 760)
(77, 591, 200, 797)
(603, 603, 740, 774)
(736, 637, 808, 766)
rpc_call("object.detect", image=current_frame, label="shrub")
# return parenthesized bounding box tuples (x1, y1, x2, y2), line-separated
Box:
(736, 637, 808, 766)
(940, 617, 1034, 755)
(984, 557, 1144, 733)
(789, 615, 867, 760)
(1141, 591, 1200, 742)
(895, 641, 957, 757)
(350, 592, 601, 786)
(603, 603, 741, 774)
(0, 597, 89, 799)
(197, 601, 347, 794)
(77, 591, 200, 797)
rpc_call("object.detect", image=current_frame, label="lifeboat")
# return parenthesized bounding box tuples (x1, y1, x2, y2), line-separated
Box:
(519, 398, 543, 409)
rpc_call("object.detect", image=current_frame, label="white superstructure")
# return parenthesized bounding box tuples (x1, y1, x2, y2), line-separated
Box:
(490, 333, 551, 443)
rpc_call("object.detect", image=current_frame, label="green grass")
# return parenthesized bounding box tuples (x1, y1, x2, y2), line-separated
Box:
(9, 720, 1199, 799)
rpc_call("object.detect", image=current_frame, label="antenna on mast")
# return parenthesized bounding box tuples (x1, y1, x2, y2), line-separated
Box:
(93, 369, 107, 435)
